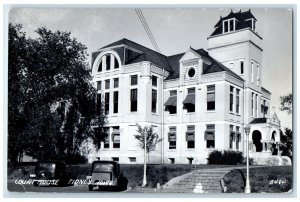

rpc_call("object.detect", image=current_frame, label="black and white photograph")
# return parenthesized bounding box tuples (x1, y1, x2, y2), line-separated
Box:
(5, 5, 294, 196)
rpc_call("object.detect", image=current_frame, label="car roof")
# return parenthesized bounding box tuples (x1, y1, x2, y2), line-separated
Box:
(91, 161, 119, 166)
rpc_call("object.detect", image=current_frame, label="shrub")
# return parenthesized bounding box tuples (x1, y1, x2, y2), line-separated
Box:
(207, 150, 244, 165)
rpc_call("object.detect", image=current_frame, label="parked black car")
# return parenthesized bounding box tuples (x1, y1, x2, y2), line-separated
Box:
(87, 161, 128, 191)
(30, 161, 70, 186)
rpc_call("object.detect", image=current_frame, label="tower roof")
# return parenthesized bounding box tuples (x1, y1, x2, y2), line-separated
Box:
(211, 9, 257, 36)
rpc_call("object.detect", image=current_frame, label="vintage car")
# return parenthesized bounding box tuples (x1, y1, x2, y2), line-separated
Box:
(87, 161, 128, 191)
(30, 161, 69, 186)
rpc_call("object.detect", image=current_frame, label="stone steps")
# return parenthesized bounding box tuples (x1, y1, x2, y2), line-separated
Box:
(162, 169, 230, 193)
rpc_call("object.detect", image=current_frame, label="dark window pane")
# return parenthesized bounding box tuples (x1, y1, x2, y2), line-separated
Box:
(206, 140, 215, 148)
(152, 76, 157, 86)
(114, 57, 119, 69)
(114, 78, 119, 88)
(131, 75, 138, 85)
(105, 92, 109, 115)
(97, 81, 101, 91)
(240, 61, 244, 74)
(187, 141, 195, 149)
(113, 91, 118, 113)
(152, 89, 157, 113)
(98, 61, 102, 72)
(130, 89, 138, 112)
(96, 93, 101, 115)
(105, 79, 110, 89)
(106, 55, 111, 70)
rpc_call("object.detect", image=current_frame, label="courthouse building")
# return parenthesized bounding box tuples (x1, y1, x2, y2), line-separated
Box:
(89, 10, 281, 164)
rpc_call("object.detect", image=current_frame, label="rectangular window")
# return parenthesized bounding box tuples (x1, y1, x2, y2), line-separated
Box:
(240, 61, 244, 74)
(131, 75, 138, 86)
(230, 86, 234, 112)
(104, 92, 109, 115)
(96, 93, 101, 115)
(112, 157, 119, 162)
(105, 79, 110, 89)
(224, 20, 229, 33)
(97, 81, 101, 91)
(113, 78, 119, 88)
(152, 89, 157, 113)
(112, 126, 120, 148)
(229, 125, 234, 149)
(106, 55, 111, 71)
(257, 64, 260, 86)
(186, 125, 195, 149)
(236, 126, 241, 150)
(152, 75, 157, 87)
(168, 127, 176, 150)
(256, 94, 258, 117)
(205, 124, 215, 149)
(129, 157, 136, 162)
(130, 89, 138, 112)
(165, 90, 177, 114)
(184, 88, 195, 113)
(251, 61, 254, 83)
(113, 91, 118, 114)
(207, 85, 215, 111)
(103, 127, 110, 148)
(236, 89, 240, 114)
(252, 93, 255, 117)
(229, 19, 234, 31)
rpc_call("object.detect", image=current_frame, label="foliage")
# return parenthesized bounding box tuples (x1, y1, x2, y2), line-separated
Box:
(8, 23, 105, 164)
(279, 128, 293, 160)
(280, 94, 292, 114)
(134, 124, 162, 153)
(207, 150, 244, 165)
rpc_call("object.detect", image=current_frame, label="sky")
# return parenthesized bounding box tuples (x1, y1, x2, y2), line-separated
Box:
(8, 7, 293, 129)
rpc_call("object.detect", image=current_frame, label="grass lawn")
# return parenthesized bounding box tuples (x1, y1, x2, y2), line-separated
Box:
(223, 166, 293, 193)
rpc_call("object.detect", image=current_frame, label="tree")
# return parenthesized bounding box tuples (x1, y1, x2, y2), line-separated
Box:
(280, 94, 292, 114)
(279, 128, 292, 161)
(8, 23, 105, 164)
(134, 124, 162, 187)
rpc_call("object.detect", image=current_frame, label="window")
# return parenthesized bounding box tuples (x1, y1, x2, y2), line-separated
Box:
(96, 93, 101, 115)
(188, 68, 195, 77)
(103, 127, 110, 148)
(252, 93, 255, 117)
(186, 125, 195, 149)
(112, 157, 119, 162)
(152, 75, 157, 87)
(113, 91, 118, 114)
(105, 79, 110, 89)
(236, 126, 241, 150)
(257, 64, 260, 86)
(207, 85, 215, 111)
(168, 127, 176, 149)
(251, 61, 254, 83)
(236, 89, 240, 114)
(130, 89, 138, 112)
(165, 90, 177, 114)
(112, 127, 120, 148)
(113, 78, 119, 88)
(131, 75, 138, 86)
(98, 60, 102, 72)
(114, 57, 119, 69)
(256, 94, 258, 117)
(205, 124, 215, 149)
(129, 157, 136, 163)
(169, 158, 175, 164)
(97, 81, 101, 91)
(240, 61, 244, 74)
(104, 92, 109, 115)
(230, 86, 234, 112)
(229, 125, 234, 149)
(152, 89, 157, 113)
(106, 54, 111, 71)
(183, 88, 195, 113)
(223, 19, 235, 33)
(261, 100, 268, 117)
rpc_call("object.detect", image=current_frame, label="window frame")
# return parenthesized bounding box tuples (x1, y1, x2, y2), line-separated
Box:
(207, 85, 216, 111)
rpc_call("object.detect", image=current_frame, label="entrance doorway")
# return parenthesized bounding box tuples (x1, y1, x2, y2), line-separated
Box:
(252, 130, 263, 152)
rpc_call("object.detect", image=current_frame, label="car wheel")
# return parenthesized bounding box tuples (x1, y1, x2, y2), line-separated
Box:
(88, 185, 93, 191)
(33, 181, 39, 187)
(37, 170, 51, 180)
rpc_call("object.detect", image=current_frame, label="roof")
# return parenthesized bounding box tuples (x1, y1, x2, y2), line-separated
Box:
(211, 9, 257, 36)
(261, 86, 271, 94)
(249, 118, 267, 124)
(93, 38, 243, 81)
